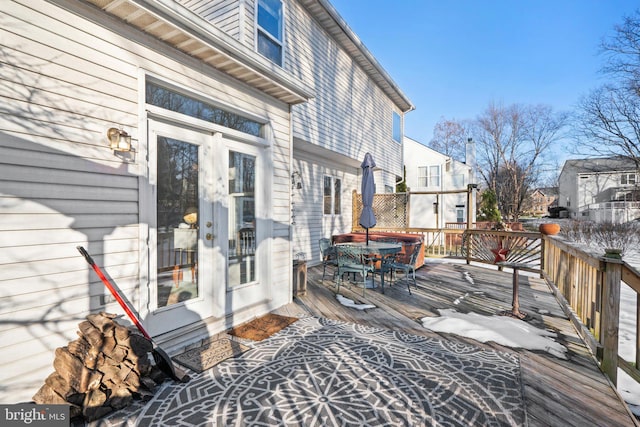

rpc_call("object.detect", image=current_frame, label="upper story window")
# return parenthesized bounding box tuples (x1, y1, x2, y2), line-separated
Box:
(146, 81, 263, 136)
(429, 165, 441, 187)
(257, 0, 283, 66)
(417, 165, 441, 187)
(621, 173, 637, 185)
(417, 167, 428, 187)
(392, 111, 401, 143)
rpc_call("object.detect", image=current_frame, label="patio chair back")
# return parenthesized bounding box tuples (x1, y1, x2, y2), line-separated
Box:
(389, 242, 422, 294)
(319, 238, 337, 281)
(335, 245, 375, 297)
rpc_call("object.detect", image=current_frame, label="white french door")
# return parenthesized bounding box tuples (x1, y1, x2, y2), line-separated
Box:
(145, 120, 219, 335)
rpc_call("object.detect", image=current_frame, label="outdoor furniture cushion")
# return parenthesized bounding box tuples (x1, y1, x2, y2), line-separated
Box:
(332, 232, 424, 268)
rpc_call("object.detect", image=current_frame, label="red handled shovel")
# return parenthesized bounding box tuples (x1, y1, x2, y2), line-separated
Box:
(77, 246, 189, 383)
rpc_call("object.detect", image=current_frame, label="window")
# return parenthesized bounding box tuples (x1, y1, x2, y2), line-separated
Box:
(456, 208, 465, 223)
(429, 165, 441, 187)
(257, 0, 283, 65)
(621, 173, 637, 185)
(146, 81, 263, 136)
(323, 176, 341, 215)
(392, 111, 401, 143)
(417, 167, 428, 187)
(418, 165, 441, 187)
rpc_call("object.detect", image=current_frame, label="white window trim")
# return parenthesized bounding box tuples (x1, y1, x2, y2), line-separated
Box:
(323, 175, 341, 216)
(255, 0, 285, 66)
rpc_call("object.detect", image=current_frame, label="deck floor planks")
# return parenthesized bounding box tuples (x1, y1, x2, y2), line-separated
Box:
(293, 260, 637, 427)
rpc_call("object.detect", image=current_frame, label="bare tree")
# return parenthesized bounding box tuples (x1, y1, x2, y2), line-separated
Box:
(429, 117, 469, 162)
(574, 9, 640, 167)
(475, 102, 568, 221)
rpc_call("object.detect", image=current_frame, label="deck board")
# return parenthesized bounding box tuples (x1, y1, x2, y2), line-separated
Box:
(286, 260, 638, 427)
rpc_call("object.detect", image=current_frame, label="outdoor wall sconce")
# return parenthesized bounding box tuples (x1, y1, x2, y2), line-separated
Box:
(291, 171, 302, 190)
(106, 127, 132, 152)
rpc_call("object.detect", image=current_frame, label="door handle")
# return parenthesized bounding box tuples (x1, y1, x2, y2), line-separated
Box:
(206, 233, 213, 241)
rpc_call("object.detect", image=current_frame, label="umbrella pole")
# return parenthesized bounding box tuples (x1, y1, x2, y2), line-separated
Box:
(366, 228, 369, 245)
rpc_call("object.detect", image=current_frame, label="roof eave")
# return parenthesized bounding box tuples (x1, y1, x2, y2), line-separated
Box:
(82, 0, 314, 105)
(299, 0, 415, 113)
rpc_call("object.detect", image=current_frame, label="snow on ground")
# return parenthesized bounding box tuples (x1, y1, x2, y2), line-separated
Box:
(424, 245, 640, 413)
(336, 294, 376, 310)
(421, 308, 568, 359)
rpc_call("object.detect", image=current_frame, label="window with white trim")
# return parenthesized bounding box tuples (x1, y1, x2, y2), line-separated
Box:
(429, 165, 441, 187)
(417, 167, 428, 187)
(392, 111, 401, 143)
(324, 176, 341, 215)
(621, 173, 637, 185)
(257, 0, 283, 66)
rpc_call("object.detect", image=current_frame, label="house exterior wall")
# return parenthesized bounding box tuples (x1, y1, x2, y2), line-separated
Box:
(285, 1, 407, 263)
(559, 158, 639, 221)
(526, 189, 558, 216)
(179, 0, 409, 266)
(0, 0, 292, 403)
(403, 137, 472, 228)
(176, 0, 253, 45)
(291, 153, 357, 264)
(558, 164, 576, 215)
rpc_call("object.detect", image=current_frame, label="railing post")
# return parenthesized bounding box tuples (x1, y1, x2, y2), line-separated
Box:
(601, 248, 623, 385)
(539, 236, 545, 279)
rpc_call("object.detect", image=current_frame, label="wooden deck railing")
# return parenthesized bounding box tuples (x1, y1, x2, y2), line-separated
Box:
(356, 224, 640, 387)
(543, 236, 640, 386)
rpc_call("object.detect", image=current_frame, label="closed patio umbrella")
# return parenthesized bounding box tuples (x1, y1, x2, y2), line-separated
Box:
(359, 152, 377, 245)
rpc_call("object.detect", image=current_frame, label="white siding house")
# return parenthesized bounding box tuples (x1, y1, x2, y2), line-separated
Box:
(0, 0, 412, 403)
(404, 137, 475, 228)
(558, 157, 640, 222)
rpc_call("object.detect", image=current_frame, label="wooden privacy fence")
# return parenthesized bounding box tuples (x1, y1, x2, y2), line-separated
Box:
(543, 236, 640, 386)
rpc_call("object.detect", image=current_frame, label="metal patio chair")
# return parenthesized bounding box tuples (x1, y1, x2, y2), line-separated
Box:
(335, 245, 375, 297)
(319, 238, 337, 281)
(387, 242, 422, 294)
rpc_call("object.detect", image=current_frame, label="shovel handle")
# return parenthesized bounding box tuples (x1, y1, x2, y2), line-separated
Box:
(77, 246, 151, 340)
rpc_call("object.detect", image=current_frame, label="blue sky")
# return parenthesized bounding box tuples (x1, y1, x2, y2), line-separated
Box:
(329, 0, 639, 165)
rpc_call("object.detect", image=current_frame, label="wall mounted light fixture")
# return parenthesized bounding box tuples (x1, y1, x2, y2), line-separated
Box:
(107, 127, 132, 152)
(291, 171, 302, 190)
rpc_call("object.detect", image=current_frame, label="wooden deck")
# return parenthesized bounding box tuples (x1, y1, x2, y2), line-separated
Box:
(278, 260, 638, 427)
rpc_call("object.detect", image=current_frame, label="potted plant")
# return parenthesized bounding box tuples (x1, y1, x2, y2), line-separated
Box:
(539, 223, 560, 235)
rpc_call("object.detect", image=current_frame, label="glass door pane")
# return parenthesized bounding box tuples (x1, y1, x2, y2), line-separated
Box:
(156, 137, 199, 307)
(228, 151, 256, 286)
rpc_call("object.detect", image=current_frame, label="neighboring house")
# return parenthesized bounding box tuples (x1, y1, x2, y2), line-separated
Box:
(403, 137, 475, 228)
(558, 157, 640, 222)
(525, 187, 558, 217)
(0, 0, 412, 403)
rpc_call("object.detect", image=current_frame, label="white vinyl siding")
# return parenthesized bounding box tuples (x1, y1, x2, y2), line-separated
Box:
(291, 154, 356, 265)
(177, 0, 244, 41)
(0, 0, 291, 403)
(286, 2, 402, 175)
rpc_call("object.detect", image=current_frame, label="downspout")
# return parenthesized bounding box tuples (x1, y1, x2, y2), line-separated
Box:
(288, 105, 294, 301)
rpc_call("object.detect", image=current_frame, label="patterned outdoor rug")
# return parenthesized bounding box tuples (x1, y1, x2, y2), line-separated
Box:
(172, 338, 249, 373)
(98, 317, 527, 426)
(227, 313, 299, 341)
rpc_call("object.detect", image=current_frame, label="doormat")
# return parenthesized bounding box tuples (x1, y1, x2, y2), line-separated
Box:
(227, 313, 299, 341)
(172, 338, 249, 373)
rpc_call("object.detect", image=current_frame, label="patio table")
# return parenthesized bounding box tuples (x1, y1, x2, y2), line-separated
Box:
(335, 241, 402, 293)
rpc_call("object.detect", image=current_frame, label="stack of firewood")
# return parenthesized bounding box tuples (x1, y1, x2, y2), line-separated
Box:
(33, 312, 166, 421)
